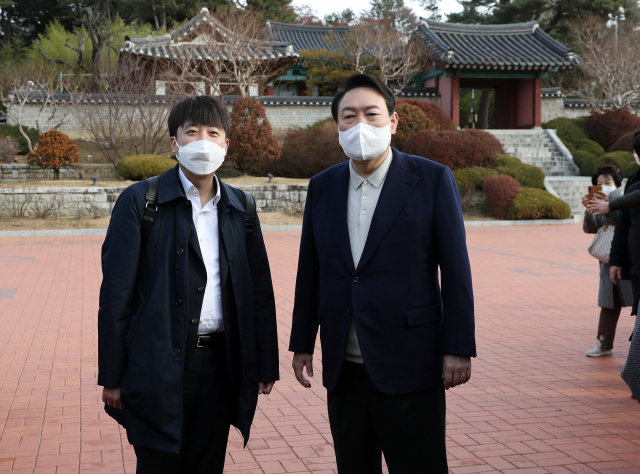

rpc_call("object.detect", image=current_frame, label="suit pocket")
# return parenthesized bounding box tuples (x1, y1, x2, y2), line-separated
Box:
(406, 302, 442, 326)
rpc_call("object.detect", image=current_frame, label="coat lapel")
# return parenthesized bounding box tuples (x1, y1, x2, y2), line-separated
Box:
(323, 163, 355, 273)
(188, 221, 204, 264)
(355, 152, 419, 273)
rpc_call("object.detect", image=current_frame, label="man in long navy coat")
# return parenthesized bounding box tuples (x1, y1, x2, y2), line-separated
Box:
(98, 96, 279, 473)
(290, 74, 476, 473)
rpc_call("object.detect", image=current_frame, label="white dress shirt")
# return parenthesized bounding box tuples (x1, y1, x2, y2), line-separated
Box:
(179, 168, 224, 334)
(344, 148, 393, 363)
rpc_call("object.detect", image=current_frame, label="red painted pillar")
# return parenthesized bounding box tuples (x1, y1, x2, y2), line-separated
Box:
(534, 77, 542, 128)
(438, 75, 460, 126)
(266, 85, 274, 96)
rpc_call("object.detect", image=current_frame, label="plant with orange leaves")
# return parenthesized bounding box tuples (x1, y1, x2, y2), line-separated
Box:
(29, 130, 82, 179)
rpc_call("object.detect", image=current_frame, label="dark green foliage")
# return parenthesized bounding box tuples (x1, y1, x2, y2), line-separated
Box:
(453, 166, 496, 194)
(247, 0, 296, 23)
(575, 139, 605, 157)
(572, 150, 600, 176)
(621, 161, 639, 178)
(542, 117, 589, 154)
(117, 154, 176, 180)
(307, 117, 334, 130)
(0, 124, 40, 154)
(598, 151, 634, 169)
(506, 187, 572, 220)
(495, 154, 545, 189)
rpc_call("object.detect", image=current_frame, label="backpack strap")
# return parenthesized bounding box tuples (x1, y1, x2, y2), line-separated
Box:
(242, 190, 257, 244)
(141, 176, 160, 246)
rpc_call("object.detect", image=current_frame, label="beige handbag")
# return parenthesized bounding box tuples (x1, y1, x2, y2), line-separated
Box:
(588, 224, 615, 263)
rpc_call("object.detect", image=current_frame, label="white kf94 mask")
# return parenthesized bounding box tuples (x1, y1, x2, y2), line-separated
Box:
(173, 139, 226, 176)
(338, 123, 391, 161)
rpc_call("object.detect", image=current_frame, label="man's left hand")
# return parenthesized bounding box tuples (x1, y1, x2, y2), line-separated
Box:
(443, 354, 472, 390)
(259, 382, 275, 395)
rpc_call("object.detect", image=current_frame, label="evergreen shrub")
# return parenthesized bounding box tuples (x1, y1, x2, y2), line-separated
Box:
(598, 151, 634, 170)
(453, 167, 496, 195)
(587, 109, 640, 151)
(0, 124, 40, 154)
(575, 139, 605, 157)
(391, 103, 437, 151)
(572, 150, 600, 176)
(117, 154, 176, 180)
(621, 161, 639, 178)
(396, 100, 456, 131)
(506, 187, 571, 220)
(610, 131, 637, 152)
(542, 117, 589, 153)
(483, 175, 519, 218)
(495, 154, 545, 189)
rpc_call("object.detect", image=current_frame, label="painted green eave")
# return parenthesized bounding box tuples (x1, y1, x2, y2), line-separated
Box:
(444, 70, 549, 79)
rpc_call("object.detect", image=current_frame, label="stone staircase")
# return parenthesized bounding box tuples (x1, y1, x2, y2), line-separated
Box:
(544, 177, 591, 218)
(487, 129, 579, 177)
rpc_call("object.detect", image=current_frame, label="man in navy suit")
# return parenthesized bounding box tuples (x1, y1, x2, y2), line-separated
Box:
(289, 74, 476, 473)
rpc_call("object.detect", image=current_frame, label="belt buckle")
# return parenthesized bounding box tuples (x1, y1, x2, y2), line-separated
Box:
(196, 336, 209, 348)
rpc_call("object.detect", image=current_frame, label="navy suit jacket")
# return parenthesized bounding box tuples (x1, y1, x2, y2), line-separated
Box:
(289, 149, 476, 394)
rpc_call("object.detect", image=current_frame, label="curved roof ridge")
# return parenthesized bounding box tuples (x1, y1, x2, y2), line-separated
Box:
(266, 20, 351, 32)
(421, 18, 538, 35)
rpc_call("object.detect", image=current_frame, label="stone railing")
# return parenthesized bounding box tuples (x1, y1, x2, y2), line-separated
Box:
(0, 183, 308, 218)
(0, 164, 120, 183)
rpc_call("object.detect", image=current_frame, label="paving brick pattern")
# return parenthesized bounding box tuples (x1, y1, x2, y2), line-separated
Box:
(0, 224, 638, 473)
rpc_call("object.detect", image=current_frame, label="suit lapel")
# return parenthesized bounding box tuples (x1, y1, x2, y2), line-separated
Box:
(324, 164, 356, 273)
(218, 205, 229, 287)
(355, 154, 419, 273)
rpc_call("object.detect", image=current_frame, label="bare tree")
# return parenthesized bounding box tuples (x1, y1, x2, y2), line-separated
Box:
(570, 18, 640, 112)
(69, 56, 179, 168)
(0, 63, 71, 153)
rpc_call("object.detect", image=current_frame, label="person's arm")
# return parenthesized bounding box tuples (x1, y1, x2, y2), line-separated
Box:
(610, 189, 640, 212)
(246, 212, 279, 391)
(621, 315, 640, 403)
(434, 167, 476, 388)
(583, 212, 601, 234)
(290, 179, 320, 388)
(98, 187, 143, 390)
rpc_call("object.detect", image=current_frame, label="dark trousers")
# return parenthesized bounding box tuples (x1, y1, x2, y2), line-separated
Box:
(598, 286, 622, 350)
(134, 336, 231, 474)
(327, 360, 448, 474)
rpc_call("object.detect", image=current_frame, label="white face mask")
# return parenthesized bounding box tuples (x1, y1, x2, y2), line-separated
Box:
(338, 123, 391, 161)
(602, 185, 616, 198)
(635, 152, 640, 166)
(173, 139, 225, 176)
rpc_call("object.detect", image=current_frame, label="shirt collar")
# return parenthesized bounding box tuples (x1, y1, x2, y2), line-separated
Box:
(349, 147, 393, 190)
(178, 167, 221, 207)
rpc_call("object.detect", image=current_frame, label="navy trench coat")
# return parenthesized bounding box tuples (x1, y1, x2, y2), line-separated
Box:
(98, 165, 279, 453)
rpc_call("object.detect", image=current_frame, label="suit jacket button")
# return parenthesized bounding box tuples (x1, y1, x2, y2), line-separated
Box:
(172, 349, 181, 356)
(191, 319, 199, 324)
(352, 277, 359, 283)
(345, 310, 350, 316)
(177, 248, 184, 255)
(176, 299, 182, 306)
(197, 286, 205, 292)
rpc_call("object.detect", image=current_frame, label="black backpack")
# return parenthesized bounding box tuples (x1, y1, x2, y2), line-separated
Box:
(140, 175, 257, 246)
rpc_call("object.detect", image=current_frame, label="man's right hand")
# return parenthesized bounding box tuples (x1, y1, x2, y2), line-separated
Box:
(292, 352, 313, 388)
(103, 387, 122, 409)
(610, 265, 622, 284)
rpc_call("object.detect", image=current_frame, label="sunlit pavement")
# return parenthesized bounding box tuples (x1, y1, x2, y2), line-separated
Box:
(0, 224, 638, 473)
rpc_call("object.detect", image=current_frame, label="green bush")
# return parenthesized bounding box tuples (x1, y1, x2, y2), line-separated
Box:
(453, 167, 496, 194)
(572, 150, 600, 176)
(495, 154, 545, 189)
(0, 124, 40, 154)
(621, 161, 639, 178)
(306, 117, 334, 130)
(575, 139, 605, 157)
(598, 151, 634, 169)
(542, 117, 589, 154)
(506, 187, 571, 220)
(117, 154, 176, 180)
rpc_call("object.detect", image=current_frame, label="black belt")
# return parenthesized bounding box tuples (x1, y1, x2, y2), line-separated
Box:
(195, 332, 224, 348)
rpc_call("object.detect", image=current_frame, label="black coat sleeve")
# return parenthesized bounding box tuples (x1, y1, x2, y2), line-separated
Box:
(97, 187, 143, 388)
(246, 213, 280, 383)
(609, 207, 629, 269)
(610, 189, 640, 212)
(289, 179, 320, 354)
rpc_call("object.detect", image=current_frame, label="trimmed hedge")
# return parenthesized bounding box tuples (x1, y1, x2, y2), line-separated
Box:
(117, 154, 176, 180)
(391, 103, 437, 151)
(621, 161, 639, 178)
(404, 128, 504, 170)
(610, 131, 636, 152)
(453, 167, 496, 195)
(495, 154, 545, 189)
(576, 139, 605, 157)
(0, 124, 40, 155)
(506, 187, 571, 220)
(599, 151, 634, 169)
(484, 175, 519, 218)
(396, 100, 456, 131)
(572, 150, 600, 176)
(587, 109, 640, 151)
(542, 117, 589, 154)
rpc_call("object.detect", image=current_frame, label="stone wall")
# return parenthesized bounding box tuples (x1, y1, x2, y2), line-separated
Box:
(0, 164, 120, 183)
(0, 183, 308, 218)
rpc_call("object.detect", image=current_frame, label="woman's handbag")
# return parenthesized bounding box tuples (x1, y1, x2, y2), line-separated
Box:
(588, 224, 615, 263)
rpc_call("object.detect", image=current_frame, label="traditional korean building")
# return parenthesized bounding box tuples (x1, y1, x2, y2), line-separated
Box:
(120, 7, 299, 96)
(412, 20, 580, 129)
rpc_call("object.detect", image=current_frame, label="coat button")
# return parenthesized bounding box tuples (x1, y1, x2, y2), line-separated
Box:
(191, 319, 199, 324)
(184, 202, 190, 209)
(345, 310, 350, 316)
(176, 299, 182, 306)
(172, 349, 180, 356)
(177, 248, 184, 255)
(197, 286, 205, 292)
(352, 277, 359, 283)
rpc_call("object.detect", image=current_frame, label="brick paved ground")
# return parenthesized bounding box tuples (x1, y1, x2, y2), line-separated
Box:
(0, 224, 639, 474)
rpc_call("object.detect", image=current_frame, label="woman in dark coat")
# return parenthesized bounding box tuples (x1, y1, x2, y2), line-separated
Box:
(582, 166, 634, 356)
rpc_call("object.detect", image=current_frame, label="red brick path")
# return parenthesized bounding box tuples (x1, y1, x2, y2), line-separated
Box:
(0, 224, 638, 473)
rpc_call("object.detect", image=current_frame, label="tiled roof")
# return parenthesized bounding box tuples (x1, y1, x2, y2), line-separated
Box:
(413, 19, 580, 70)
(266, 21, 350, 54)
(122, 7, 298, 62)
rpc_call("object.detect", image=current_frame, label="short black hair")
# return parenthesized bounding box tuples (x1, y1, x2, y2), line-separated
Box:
(633, 128, 640, 138)
(633, 133, 640, 156)
(331, 74, 395, 122)
(592, 165, 623, 187)
(168, 96, 231, 139)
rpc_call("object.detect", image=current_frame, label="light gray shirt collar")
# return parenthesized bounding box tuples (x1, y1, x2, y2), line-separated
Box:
(349, 147, 393, 191)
